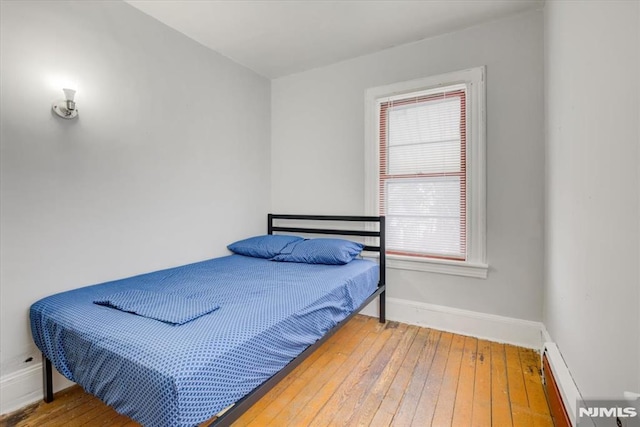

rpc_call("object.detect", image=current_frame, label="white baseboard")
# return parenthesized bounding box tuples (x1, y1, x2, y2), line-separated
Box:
(543, 336, 583, 427)
(360, 296, 544, 349)
(0, 362, 74, 415)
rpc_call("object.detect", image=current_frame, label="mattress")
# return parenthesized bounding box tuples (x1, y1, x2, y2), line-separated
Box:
(30, 254, 379, 426)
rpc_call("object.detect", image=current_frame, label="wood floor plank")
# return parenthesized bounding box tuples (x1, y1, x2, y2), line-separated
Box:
(245, 317, 373, 426)
(251, 353, 350, 426)
(411, 331, 454, 426)
(0, 316, 554, 427)
(283, 320, 396, 426)
(45, 396, 107, 427)
(471, 339, 492, 427)
(431, 334, 466, 426)
(82, 411, 131, 427)
(391, 329, 442, 427)
(63, 403, 119, 427)
(368, 327, 430, 427)
(519, 347, 553, 425)
(531, 411, 555, 427)
(490, 342, 513, 427)
(308, 322, 409, 427)
(451, 336, 478, 427)
(233, 315, 370, 426)
(342, 325, 419, 426)
(12, 387, 93, 427)
(505, 344, 533, 427)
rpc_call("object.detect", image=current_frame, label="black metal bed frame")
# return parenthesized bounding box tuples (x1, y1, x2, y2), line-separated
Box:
(41, 214, 386, 426)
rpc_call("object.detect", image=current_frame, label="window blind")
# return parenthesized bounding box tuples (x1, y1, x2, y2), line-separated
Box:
(379, 86, 467, 261)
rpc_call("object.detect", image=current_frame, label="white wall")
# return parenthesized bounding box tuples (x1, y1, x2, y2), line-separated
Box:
(0, 0, 270, 406)
(272, 10, 545, 321)
(544, 0, 639, 398)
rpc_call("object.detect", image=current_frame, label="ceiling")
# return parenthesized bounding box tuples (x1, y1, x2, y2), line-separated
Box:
(126, 0, 543, 79)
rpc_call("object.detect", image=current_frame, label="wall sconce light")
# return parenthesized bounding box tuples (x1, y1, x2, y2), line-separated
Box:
(52, 88, 78, 119)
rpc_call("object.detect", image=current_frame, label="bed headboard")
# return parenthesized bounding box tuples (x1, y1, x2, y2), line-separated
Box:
(267, 214, 386, 288)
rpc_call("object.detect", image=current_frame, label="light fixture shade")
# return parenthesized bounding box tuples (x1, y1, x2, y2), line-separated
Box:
(53, 87, 79, 119)
(62, 88, 76, 101)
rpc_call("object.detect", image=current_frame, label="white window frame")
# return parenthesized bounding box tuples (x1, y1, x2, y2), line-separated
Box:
(365, 67, 488, 279)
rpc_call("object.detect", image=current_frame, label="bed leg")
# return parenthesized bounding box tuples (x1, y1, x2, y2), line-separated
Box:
(43, 354, 53, 403)
(379, 290, 386, 323)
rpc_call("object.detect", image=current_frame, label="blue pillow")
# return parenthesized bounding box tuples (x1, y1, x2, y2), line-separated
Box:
(227, 235, 303, 259)
(272, 238, 364, 265)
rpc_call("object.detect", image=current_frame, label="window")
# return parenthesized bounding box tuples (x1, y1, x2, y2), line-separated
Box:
(380, 87, 466, 260)
(365, 67, 487, 278)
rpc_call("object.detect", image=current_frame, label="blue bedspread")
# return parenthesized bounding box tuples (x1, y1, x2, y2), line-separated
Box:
(30, 255, 379, 426)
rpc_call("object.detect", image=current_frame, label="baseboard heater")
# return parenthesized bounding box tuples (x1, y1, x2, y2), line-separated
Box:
(542, 342, 581, 427)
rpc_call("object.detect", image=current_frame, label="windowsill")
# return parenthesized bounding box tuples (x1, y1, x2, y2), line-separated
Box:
(365, 253, 489, 279)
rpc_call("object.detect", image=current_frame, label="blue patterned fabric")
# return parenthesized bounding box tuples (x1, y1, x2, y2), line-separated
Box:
(30, 255, 378, 427)
(94, 290, 220, 325)
(227, 234, 303, 258)
(272, 238, 365, 264)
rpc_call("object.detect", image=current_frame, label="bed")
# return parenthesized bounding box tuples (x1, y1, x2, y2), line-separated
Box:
(30, 214, 386, 426)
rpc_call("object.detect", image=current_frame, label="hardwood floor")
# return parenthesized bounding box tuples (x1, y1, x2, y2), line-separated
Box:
(0, 315, 553, 427)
